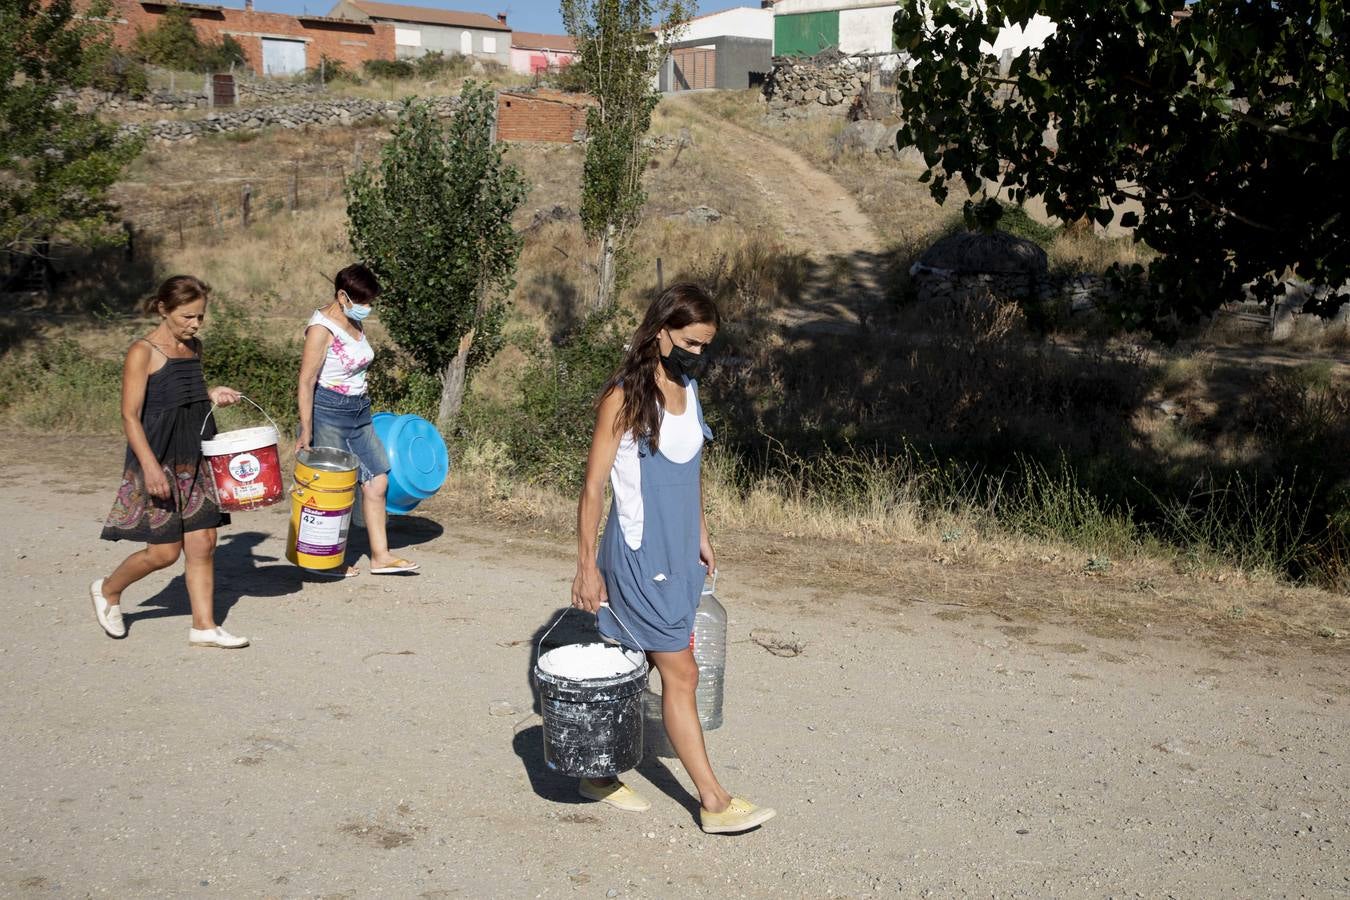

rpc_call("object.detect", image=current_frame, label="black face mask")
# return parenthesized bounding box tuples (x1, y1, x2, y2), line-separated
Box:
(660, 341, 708, 382)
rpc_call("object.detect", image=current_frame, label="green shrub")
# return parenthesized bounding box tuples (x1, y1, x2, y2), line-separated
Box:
(200, 303, 300, 430)
(305, 54, 354, 85)
(132, 8, 246, 72)
(467, 307, 626, 491)
(0, 339, 123, 432)
(414, 51, 472, 79)
(88, 49, 150, 96)
(363, 58, 416, 80)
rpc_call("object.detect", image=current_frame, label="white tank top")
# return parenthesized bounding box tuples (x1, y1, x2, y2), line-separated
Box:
(610, 381, 704, 550)
(306, 310, 374, 396)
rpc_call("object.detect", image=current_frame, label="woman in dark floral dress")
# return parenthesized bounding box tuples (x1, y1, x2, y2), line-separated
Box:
(90, 276, 250, 649)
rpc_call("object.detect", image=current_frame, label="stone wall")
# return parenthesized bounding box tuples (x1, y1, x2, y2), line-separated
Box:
(62, 80, 331, 115)
(119, 96, 460, 144)
(762, 55, 869, 117)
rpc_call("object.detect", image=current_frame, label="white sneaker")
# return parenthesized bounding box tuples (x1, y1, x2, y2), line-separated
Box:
(188, 626, 249, 649)
(90, 579, 126, 638)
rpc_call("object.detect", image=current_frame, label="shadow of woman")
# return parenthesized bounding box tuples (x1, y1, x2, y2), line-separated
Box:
(125, 530, 304, 630)
(511, 607, 700, 819)
(344, 511, 444, 568)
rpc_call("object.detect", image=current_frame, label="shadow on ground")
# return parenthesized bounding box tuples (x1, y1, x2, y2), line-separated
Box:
(125, 530, 301, 630)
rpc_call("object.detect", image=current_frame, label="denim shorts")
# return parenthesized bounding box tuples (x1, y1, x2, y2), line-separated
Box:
(311, 386, 390, 484)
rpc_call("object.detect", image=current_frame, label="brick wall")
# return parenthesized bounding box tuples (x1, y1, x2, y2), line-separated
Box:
(495, 91, 592, 143)
(104, 0, 396, 75)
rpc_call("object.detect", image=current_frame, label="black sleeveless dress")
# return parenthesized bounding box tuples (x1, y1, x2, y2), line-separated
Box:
(100, 341, 230, 544)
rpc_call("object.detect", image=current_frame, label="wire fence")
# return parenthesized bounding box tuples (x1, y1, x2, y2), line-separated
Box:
(116, 160, 359, 248)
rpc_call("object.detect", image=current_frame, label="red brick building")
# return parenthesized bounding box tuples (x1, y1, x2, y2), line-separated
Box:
(105, 0, 396, 76)
(495, 89, 594, 143)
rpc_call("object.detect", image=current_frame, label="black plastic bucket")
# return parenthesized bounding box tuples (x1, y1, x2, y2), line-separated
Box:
(535, 628, 648, 778)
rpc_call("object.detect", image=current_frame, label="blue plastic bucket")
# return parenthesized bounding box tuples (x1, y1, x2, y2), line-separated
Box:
(371, 412, 450, 514)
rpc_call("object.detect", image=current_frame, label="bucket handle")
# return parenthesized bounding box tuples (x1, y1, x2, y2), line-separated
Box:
(200, 393, 281, 439)
(536, 602, 646, 669)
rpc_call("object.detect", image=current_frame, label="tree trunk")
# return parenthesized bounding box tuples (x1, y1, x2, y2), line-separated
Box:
(595, 223, 618, 310)
(436, 327, 476, 432)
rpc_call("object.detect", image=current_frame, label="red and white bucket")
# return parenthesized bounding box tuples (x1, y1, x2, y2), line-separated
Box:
(200, 396, 284, 512)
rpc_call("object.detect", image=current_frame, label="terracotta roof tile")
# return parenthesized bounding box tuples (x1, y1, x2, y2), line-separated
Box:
(510, 31, 576, 52)
(342, 1, 509, 31)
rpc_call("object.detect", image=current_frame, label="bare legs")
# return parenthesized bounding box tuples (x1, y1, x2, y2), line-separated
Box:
(360, 474, 413, 570)
(362, 474, 391, 565)
(101, 528, 220, 629)
(650, 648, 732, 814)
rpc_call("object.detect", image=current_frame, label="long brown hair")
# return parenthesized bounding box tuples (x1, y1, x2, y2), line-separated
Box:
(602, 282, 719, 452)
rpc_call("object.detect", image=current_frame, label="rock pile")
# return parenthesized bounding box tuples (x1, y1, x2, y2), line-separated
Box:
(237, 81, 327, 103)
(763, 55, 869, 117)
(119, 96, 460, 144)
(910, 230, 1051, 305)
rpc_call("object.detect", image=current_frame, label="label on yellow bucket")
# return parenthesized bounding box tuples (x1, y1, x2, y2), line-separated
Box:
(295, 505, 351, 556)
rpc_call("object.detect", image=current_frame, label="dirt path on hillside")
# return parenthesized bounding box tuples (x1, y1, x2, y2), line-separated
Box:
(2, 439, 1348, 897)
(668, 96, 888, 334)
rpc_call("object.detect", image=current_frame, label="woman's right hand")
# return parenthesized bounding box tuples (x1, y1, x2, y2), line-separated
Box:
(144, 465, 172, 501)
(295, 428, 311, 454)
(572, 563, 608, 614)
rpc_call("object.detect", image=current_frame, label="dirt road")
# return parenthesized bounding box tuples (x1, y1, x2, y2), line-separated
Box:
(667, 96, 889, 334)
(1, 440, 1347, 897)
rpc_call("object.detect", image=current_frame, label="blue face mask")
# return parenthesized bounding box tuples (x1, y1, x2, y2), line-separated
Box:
(344, 300, 372, 322)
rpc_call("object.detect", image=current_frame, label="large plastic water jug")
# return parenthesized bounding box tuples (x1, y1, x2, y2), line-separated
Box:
(692, 577, 727, 730)
(643, 574, 726, 757)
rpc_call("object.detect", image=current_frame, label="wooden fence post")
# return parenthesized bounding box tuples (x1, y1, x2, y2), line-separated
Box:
(241, 184, 252, 228)
(656, 257, 664, 293)
(289, 160, 299, 212)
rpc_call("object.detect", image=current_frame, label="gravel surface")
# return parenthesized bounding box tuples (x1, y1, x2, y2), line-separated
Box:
(2, 452, 1347, 898)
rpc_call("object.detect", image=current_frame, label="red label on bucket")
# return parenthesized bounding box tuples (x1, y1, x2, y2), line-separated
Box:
(204, 429, 284, 512)
(295, 506, 351, 556)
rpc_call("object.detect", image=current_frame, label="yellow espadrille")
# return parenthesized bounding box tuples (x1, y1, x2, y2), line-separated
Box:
(700, 797, 776, 834)
(577, 778, 651, 812)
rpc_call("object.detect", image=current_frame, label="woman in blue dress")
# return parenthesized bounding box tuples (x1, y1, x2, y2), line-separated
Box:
(571, 283, 776, 834)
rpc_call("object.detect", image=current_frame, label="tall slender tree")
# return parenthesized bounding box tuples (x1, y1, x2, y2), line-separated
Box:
(562, 0, 692, 309)
(346, 84, 528, 430)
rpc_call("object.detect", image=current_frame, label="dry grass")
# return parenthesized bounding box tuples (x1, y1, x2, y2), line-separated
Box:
(425, 430, 1350, 645)
(9, 102, 1348, 607)
(683, 91, 1157, 277)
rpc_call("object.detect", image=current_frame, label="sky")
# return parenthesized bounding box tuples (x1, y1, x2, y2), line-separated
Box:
(249, 0, 755, 35)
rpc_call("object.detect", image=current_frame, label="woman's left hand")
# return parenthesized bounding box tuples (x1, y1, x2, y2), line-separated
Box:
(699, 533, 716, 577)
(209, 386, 241, 406)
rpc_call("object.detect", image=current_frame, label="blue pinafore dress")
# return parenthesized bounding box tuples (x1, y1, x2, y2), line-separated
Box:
(596, 378, 713, 653)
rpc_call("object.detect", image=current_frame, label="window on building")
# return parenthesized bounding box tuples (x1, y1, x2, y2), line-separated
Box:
(394, 27, 421, 47)
(460, 31, 471, 55)
(482, 35, 497, 53)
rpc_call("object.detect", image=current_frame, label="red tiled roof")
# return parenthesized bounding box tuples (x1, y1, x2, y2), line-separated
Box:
(511, 31, 576, 53)
(342, 0, 508, 31)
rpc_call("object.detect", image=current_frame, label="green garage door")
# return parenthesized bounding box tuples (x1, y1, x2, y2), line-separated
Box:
(774, 11, 840, 57)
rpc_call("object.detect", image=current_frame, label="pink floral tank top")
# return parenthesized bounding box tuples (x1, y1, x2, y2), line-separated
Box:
(306, 310, 374, 396)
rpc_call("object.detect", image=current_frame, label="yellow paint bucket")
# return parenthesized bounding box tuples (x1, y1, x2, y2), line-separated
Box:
(286, 447, 359, 570)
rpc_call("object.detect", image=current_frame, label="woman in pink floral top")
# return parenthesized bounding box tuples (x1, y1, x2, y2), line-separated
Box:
(296, 264, 418, 576)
